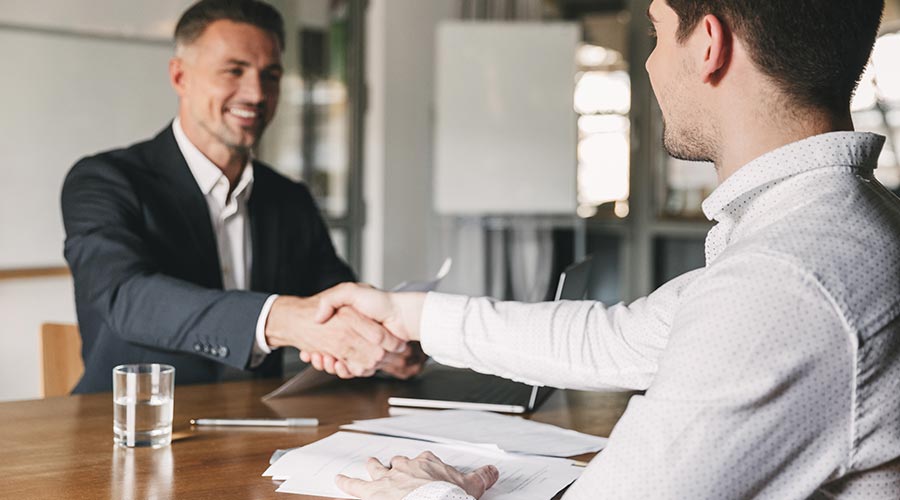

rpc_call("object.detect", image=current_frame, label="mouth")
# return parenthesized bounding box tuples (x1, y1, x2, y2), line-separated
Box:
(225, 105, 263, 126)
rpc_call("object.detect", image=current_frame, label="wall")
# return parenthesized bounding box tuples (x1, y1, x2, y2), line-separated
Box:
(0, 0, 346, 402)
(0, 0, 190, 402)
(363, 0, 457, 289)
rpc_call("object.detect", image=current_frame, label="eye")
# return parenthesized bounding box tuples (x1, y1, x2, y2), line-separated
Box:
(262, 70, 282, 83)
(225, 67, 243, 77)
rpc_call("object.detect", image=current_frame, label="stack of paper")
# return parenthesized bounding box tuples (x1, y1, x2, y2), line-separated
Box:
(264, 432, 583, 500)
(264, 410, 608, 498)
(341, 410, 607, 457)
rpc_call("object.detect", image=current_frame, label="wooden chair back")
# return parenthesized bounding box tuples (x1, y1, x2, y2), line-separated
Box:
(40, 323, 83, 397)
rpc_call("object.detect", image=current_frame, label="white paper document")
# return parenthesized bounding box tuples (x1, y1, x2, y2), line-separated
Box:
(341, 410, 607, 457)
(264, 432, 581, 500)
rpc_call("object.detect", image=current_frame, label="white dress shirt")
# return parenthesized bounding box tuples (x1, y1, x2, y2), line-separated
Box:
(408, 132, 900, 499)
(172, 119, 277, 365)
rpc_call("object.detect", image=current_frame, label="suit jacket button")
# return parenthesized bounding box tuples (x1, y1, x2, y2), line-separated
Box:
(193, 343, 203, 352)
(218, 346, 229, 357)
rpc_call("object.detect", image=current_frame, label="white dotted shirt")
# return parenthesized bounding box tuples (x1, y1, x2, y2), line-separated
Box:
(410, 132, 900, 499)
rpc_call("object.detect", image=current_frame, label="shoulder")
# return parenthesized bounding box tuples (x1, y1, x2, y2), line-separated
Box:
(727, 184, 900, 337)
(65, 128, 169, 188)
(252, 161, 317, 205)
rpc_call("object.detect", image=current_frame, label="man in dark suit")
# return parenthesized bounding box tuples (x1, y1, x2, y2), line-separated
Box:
(61, 0, 420, 393)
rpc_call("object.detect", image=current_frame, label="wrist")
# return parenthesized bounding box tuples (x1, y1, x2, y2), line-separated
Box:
(265, 295, 316, 348)
(393, 292, 427, 341)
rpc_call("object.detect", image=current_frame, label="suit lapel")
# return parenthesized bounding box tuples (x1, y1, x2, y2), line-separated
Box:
(149, 126, 223, 289)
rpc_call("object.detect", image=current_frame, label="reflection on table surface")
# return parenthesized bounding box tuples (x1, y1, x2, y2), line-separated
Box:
(0, 377, 633, 500)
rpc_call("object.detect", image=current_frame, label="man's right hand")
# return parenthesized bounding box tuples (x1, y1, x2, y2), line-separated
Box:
(264, 295, 405, 377)
(297, 284, 429, 379)
(313, 283, 427, 342)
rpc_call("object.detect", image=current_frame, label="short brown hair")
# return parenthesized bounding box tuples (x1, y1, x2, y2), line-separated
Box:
(174, 0, 285, 51)
(666, 0, 884, 113)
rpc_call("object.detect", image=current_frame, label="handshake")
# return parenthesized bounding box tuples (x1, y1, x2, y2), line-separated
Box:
(264, 284, 429, 379)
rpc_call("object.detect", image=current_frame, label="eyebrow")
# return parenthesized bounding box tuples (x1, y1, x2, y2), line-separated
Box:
(224, 58, 283, 72)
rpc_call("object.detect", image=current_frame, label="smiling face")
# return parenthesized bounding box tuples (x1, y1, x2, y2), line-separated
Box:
(170, 19, 282, 157)
(645, 0, 716, 163)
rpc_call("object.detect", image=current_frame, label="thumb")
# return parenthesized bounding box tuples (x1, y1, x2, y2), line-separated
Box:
(314, 284, 357, 323)
(465, 465, 499, 497)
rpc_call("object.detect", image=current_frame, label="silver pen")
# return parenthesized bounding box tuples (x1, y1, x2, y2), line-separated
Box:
(190, 417, 319, 427)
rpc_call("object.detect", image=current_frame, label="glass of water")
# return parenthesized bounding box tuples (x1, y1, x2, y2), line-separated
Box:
(112, 364, 175, 448)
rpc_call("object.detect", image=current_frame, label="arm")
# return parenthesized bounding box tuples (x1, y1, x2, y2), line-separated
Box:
(562, 253, 852, 499)
(419, 266, 700, 390)
(63, 157, 265, 367)
(63, 157, 397, 373)
(314, 268, 701, 390)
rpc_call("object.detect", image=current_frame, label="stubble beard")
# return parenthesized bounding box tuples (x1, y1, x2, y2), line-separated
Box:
(661, 118, 716, 164)
(204, 120, 263, 155)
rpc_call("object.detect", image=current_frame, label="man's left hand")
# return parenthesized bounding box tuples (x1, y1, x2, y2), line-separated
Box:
(377, 342, 427, 380)
(335, 452, 499, 500)
(301, 341, 427, 380)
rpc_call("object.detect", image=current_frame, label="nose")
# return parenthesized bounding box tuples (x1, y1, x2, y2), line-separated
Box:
(240, 71, 265, 104)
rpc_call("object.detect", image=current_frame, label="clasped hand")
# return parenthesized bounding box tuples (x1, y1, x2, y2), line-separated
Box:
(280, 284, 500, 500)
(265, 284, 426, 378)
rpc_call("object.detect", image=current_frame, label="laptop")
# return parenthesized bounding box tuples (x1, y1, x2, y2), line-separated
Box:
(387, 257, 594, 413)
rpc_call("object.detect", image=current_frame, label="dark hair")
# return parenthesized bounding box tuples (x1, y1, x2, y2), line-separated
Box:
(175, 0, 285, 51)
(666, 0, 884, 113)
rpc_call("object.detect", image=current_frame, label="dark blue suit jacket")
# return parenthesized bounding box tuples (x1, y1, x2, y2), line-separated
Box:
(61, 126, 354, 393)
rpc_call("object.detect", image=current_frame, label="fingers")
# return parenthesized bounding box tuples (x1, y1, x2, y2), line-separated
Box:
(389, 455, 409, 470)
(315, 282, 360, 324)
(378, 353, 422, 381)
(334, 474, 370, 497)
(464, 465, 500, 497)
(334, 360, 355, 379)
(304, 352, 370, 379)
(347, 309, 405, 354)
(366, 457, 391, 480)
(310, 352, 324, 371)
(323, 354, 336, 374)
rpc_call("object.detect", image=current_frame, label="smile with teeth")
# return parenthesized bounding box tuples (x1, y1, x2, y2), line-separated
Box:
(228, 107, 258, 119)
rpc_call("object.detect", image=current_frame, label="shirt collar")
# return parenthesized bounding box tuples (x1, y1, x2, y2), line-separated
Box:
(172, 118, 254, 200)
(701, 131, 885, 221)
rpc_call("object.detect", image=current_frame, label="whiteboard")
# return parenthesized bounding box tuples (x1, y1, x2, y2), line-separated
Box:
(433, 22, 578, 215)
(0, 29, 177, 268)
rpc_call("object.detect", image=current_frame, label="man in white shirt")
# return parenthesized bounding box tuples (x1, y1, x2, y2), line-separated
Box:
(304, 0, 900, 498)
(62, 0, 422, 393)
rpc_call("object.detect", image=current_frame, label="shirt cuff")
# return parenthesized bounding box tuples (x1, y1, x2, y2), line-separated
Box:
(249, 294, 279, 368)
(419, 292, 470, 366)
(402, 481, 474, 500)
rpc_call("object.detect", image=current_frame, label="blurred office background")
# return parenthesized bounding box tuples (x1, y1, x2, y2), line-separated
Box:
(2, 0, 900, 401)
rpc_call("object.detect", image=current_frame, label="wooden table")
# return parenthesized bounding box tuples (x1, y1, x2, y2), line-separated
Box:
(0, 377, 632, 499)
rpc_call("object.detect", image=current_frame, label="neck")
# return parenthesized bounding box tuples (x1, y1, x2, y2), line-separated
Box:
(200, 142, 248, 189)
(714, 102, 854, 183)
(178, 114, 249, 187)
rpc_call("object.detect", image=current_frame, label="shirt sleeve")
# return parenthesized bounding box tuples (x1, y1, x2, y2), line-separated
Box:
(420, 268, 703, 391)
(249, 294, 279, 368)
(402, 482, 475, 500)
(562, 252, 853, 499)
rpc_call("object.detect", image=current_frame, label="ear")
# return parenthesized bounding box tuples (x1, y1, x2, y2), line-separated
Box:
(700, 14, 729, 84)
(169, 57, 187, 97)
